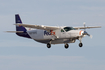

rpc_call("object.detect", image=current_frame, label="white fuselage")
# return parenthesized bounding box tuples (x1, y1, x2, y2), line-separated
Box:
(26, 28, 83, 44)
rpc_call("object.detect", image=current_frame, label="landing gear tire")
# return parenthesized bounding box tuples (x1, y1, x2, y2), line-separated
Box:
(79, 43, 83, 47)
(47, 43, 51, 48)
(65, 44, 69, 49)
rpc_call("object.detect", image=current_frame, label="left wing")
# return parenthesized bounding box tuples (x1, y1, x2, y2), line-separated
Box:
(15, 23, 59, 31)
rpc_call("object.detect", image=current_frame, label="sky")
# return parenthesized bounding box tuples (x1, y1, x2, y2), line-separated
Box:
(0, 0, 105, 70)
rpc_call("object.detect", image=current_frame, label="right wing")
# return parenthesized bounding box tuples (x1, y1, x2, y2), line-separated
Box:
(74, 26, 101, 30)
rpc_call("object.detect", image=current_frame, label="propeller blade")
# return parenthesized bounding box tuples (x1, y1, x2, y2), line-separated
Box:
(83, 31, 92, 38)
(83, 22, 86, 31)
(83, 22, 86, 26)
(82, 23, 93, 38)
(87, 34, 92, 38)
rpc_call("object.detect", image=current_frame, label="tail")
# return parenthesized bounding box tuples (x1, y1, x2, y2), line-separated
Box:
(15, 14, 27, 32)
(15, 14, 31, 38)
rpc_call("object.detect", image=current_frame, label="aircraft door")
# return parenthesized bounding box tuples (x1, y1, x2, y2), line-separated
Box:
(66, 31, 71, 38)
(60, 29, 66, 38)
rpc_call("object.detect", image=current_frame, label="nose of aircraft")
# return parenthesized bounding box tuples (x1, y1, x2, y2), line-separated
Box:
(83, 31, 88, 35)
(79, 30, 84, 35)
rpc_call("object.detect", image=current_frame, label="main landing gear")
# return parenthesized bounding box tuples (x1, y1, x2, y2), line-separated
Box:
(64, 44, 69, 49)
(47, 43, 69, 49)
(47, 43, 51, 48)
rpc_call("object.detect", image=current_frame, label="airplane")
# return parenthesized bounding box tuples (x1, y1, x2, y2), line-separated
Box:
(7, 14, 101, 49)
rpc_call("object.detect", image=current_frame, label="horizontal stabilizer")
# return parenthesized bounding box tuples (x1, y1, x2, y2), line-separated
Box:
(6, 31, 24, 33)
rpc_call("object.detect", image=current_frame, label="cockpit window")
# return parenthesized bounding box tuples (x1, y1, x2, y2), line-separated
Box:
(64, 27, 75, 32)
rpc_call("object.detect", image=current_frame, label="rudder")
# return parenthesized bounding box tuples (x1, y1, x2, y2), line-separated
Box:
(15, 14, 27, 32)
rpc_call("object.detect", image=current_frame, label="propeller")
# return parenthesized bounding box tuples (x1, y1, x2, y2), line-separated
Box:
(83, 22, 86, 31)
(83, 31, 92, 38)
(83, 22, 92, 38)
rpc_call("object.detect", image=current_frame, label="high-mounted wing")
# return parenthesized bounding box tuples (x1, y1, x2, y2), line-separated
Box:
(74, 26, 101, 30)
(15, 23, 59, 31)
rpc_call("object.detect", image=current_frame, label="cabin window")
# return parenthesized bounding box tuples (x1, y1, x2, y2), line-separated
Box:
(61, 29, 64, 32)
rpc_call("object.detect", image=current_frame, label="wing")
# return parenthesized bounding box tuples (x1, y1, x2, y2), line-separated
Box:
(15, 23, 59, 31)
(73, 26, 101, 30)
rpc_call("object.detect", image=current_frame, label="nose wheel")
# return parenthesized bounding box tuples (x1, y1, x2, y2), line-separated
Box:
(79, 43, 83, 47)
(78, 38, 83, 47)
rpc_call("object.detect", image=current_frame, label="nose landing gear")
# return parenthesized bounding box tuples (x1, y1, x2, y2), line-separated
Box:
(79, 43, 83, 47)
(78, 37, 83, 47)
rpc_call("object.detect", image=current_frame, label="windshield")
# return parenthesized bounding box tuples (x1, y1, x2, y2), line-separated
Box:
(64, 27, 75, 32)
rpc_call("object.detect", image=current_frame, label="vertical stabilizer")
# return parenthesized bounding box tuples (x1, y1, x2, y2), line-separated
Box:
(15, 14, 22, 23)
(15, 14, 27, 32)
(15, 14, 31, 38)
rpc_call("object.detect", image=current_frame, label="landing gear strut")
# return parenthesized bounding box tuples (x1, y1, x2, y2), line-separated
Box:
(47, 43, 51, 48)
(64, 44, 69, 49)
(79, 43, 83, 47)
(78, 38, 83, 47)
